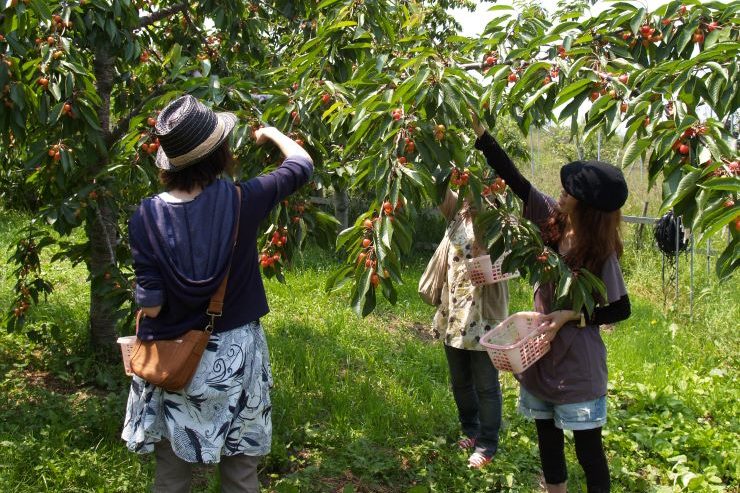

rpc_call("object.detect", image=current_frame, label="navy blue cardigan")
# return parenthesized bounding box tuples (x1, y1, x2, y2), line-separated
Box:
(130, 156, 313, 340)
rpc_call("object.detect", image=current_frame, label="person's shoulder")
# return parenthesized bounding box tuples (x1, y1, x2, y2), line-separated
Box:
(526, 186, 557, 213)
(132, 195, 155, 217)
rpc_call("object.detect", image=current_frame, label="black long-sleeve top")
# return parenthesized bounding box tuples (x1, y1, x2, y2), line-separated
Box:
(474, 131, 630, 326)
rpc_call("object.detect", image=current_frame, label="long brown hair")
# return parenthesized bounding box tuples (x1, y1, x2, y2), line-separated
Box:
(566, 203, 623, 273)
(539, 202, 623, 274)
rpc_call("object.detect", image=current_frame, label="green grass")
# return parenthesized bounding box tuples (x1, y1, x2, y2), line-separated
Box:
(0, 207, 738, 492)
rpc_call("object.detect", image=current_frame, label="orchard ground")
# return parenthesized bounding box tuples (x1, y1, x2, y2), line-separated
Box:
(0, 199, 737, 492)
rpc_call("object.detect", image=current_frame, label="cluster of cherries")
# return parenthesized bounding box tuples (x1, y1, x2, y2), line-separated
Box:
(450, 167, 470, 188)
(672, 125, 707, 158)
(260, 228, 288, 270)
(481, 177, 506, 196)
(47, 143, 66, 162)
(140, 117, 160, 155)
(290, 201, 308, 223)
(358, 220, 380, 287)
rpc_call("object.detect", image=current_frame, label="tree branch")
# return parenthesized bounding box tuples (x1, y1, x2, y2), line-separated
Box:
(461, 62, 485, 71)
(138, 3, 188, 28)
(110, 86, 166, 143)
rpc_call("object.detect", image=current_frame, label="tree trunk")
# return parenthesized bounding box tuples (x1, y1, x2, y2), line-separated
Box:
(332, 188, 350, 230)
(87, 202, 119, 349)
(88, 45, 119, 349)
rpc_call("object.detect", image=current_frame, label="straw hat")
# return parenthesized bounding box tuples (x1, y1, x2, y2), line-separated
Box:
(154, 95, 237, 171)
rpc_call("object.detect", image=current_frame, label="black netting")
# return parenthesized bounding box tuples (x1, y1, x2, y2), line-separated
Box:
(653, 211, 688, 256)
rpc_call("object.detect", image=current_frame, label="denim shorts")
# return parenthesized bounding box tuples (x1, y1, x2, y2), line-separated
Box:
(518, 386, 607, 431)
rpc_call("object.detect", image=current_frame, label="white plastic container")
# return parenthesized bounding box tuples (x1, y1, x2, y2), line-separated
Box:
(117, 336, 137, 376)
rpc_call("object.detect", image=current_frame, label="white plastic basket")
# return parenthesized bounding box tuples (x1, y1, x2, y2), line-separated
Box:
(465, 254, 520, 286)
(480, 312, 550, 373)
(117, 336, 137, 376)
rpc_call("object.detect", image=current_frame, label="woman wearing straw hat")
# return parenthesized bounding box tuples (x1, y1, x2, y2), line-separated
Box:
(471, 113, 630, 493)
(121, 94, 313, 492)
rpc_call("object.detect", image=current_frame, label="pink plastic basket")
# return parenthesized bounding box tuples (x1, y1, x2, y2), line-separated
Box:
(117, 336, 137, 376)
(480, 312, 550, 373)
(465, 254, 520, 286)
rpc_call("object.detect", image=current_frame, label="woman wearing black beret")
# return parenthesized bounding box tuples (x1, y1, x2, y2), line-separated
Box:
(471, 113, 630, 493)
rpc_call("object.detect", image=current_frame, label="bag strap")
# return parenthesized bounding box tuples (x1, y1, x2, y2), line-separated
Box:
(206, 184, 242, 323)
(447, 213, 464, 237)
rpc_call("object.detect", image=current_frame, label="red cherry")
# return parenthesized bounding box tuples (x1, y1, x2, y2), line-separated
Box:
(370, 273, 380, 287)
(362, 238, 371, 248)
(678, 144, 690, 155)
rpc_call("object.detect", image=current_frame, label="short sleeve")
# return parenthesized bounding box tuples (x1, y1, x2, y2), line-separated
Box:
(600, 253, 627, 304)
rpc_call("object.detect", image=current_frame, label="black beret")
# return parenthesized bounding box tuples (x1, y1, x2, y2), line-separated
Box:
(560, 160, 628, 212)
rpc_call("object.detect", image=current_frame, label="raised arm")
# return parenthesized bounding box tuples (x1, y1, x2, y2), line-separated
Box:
(254, 126, 313, 164)
(439, 187, 458, 221)
(471, 113, 532, 202)
(242, 127, 314, 220)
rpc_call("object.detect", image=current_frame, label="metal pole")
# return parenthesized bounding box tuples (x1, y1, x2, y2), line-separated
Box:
(706, 238, 711, 276)
(538, 128, 541, 170)
(675, 214, 680, 301)
(690, 235, 694, 321)
(530, 130, 535, 179)
(662, 252, 666, 307)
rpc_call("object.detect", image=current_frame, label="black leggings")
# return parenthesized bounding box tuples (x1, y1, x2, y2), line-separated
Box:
(535, 419, 610, 493)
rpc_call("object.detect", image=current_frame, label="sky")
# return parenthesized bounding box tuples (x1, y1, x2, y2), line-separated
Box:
(450, 0, 733, 37)
(449, 1, 606, 37)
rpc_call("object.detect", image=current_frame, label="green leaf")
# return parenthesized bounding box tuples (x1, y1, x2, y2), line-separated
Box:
(660, 171, 701, 213)
(622, 137, 651, 167)
(554, 79, 592, 107)
(699, 176, 740, 193)
(77, 103, 102, 132)
(698, 206, 740, 243)
(716, 239, 740, 280)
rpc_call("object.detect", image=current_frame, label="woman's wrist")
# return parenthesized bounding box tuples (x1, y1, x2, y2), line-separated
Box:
(568, 309, 586, 327)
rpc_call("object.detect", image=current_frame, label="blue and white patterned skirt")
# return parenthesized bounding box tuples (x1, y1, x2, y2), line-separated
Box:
(121, 321, 273, 464)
